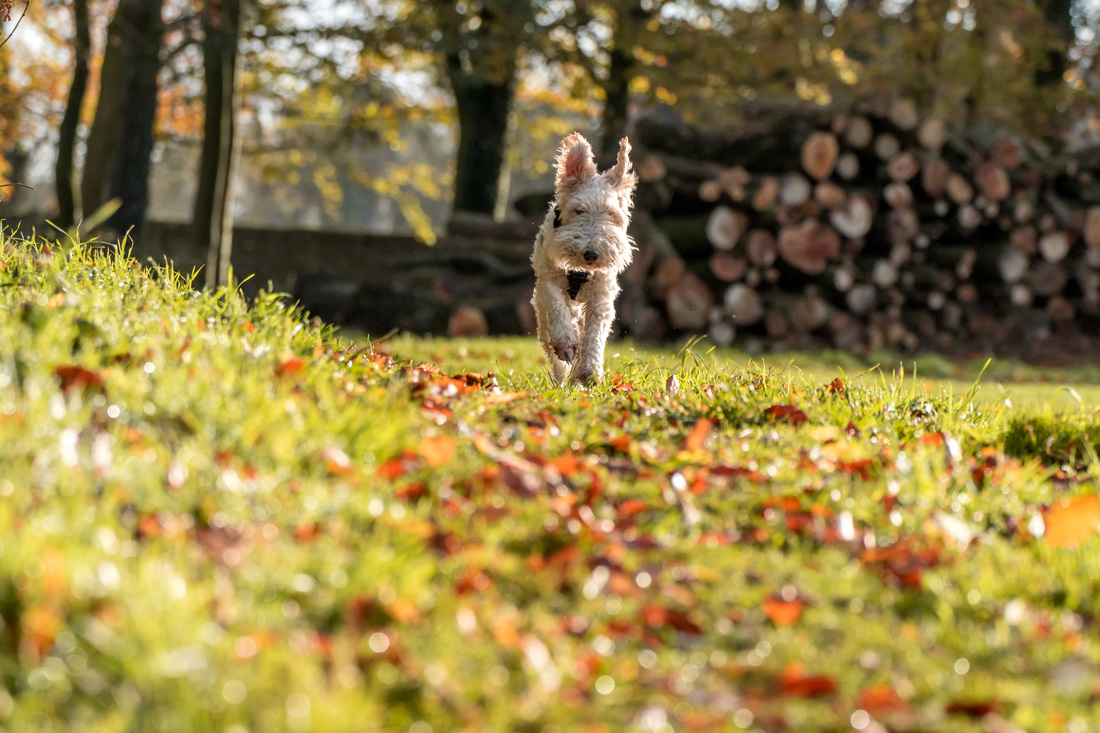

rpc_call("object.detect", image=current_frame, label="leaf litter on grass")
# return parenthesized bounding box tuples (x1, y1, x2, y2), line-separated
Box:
(3, 234, 1100, 731)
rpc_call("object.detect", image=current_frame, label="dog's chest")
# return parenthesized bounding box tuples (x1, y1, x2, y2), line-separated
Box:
(564, 270, 589, 300)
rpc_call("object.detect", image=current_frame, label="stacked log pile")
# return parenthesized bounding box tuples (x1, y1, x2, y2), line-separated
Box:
(628, 102, 1100, 355)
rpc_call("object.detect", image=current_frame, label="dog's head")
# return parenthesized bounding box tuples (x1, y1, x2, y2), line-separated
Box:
(550, 133, 637, 274)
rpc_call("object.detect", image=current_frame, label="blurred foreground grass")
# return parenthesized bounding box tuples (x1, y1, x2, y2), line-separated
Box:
(3, 234, 1100, 731)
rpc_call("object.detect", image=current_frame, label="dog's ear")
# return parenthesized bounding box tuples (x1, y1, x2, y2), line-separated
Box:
(555, 133, 596, 196)
(608, 137, 637, 195)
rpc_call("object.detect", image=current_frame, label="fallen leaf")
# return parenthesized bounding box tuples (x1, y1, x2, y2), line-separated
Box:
(548, 454, 583, 477)
(609, 434, 632, 453)
(419, 435, 457, 467)
(640, 604, 703, 635)
(765, 404, 808, 425)
(858, 683, 907, 714)
(1042, 494, 1099, 548)
(920, 431, 945, 447)
(762, 594, 806, 626)
(945, 700, 1000, 718)
(275, 356, 305, 376)
(54, 365, 105, 395)
(617, 498, 648, 516)
(778, 663, 837, 697)
(684, 418, 713, 451)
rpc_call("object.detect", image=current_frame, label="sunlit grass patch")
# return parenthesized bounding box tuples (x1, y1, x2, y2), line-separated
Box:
(4, 231, 1100, 731)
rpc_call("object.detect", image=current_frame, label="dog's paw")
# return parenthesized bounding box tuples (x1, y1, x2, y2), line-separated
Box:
(571, 366, 600, 385)
(551, 340, 578, 364)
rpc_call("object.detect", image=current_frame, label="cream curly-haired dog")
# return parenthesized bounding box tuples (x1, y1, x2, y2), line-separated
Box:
(531, 133, 637, 385)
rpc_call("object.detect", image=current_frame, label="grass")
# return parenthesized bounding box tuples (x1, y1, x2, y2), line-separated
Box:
(4, 233, 1100, 732)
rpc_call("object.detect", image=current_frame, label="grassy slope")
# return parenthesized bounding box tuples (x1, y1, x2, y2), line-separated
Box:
(3, 237, 1100, 731)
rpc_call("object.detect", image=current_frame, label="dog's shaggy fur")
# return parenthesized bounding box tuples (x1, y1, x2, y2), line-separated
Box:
(531, 133, 637, 385)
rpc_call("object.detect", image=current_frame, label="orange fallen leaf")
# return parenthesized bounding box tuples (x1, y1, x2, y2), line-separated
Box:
(858, 683, 907, 714)
(1042, 494, 1099, 548)
(684, 418, 713, 451)
(617, 498, 648, 516)
(609, 434, 632, 452)
(762, 594, 805, 626)
(275, 356, 305, 376)
(549, 454, 583, 477)
(920, 431, 945, 447)
(419, 435, 457, 468)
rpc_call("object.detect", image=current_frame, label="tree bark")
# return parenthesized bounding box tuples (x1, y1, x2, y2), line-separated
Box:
(194, 0, 243, 288)
(81, 0, 166, 238)
(55, 0, 91, 230)
(447, 60, 514, 216)
(1035, 0, 1073, 88)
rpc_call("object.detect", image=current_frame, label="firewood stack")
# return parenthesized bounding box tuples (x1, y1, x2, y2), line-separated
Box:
(628, 101, 1100, 354)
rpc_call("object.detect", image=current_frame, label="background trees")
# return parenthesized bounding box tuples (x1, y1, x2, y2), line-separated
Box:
(0, 0, 1096, 252)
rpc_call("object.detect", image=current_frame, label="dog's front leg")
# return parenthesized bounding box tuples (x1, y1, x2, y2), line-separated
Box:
(533, 280, 578, 384)
(573, 281, 619, 384)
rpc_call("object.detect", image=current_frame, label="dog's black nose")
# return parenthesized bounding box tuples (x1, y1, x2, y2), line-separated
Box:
(583, 250, 598, 263)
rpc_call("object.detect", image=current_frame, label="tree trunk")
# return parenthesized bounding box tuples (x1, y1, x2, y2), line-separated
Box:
(446, 54, 515, 217)
(598, 45, 632, 165)
(194, 0, 242, 288)
(55, 0, 91, 230)
(1035, 0, 1073, 88)
(597, 1, 650, 164)
(81, 0, 166, 238)
(0, 39, 28, 208)
(80, 11, 127, 217)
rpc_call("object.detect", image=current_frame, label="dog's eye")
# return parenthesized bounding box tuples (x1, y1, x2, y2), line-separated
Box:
(573, 207, 584, 216)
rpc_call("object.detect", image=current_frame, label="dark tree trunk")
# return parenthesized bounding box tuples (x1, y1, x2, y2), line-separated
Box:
(194, 0, 242, 288)
(598, 46, 632, 165)
(446, 53, 515, 216)
(0, 40, 27, 209)
(1036, 0, 1074, 87)
(80, 11, 126, 218)
(437, 1, 527, 218)
(80, 0, 165, 239)
(597, 0, 654, 164)
(55, 0, 91, 230)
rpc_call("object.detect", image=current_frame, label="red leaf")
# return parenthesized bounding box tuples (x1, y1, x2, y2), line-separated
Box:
(376, 450, 418, 480)
(827, 377, 846, 396)
(765, 404, 808, 425)
(778, 664, 837, 698)
(640, 604, 703, 635)
(275, 356, 305, 376)
(395, 483, 427, 502)
(617, 498, 648, 516)
(54, 365, 105, 395)
(861, 534, 947, 589)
